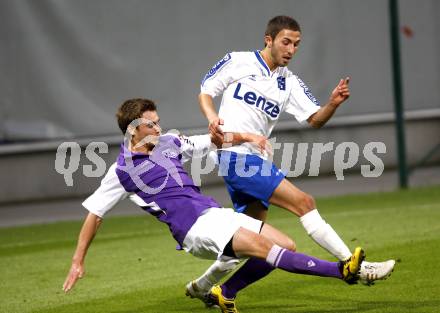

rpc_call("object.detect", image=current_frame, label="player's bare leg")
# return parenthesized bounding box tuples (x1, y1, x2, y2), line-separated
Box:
(186, 203, 288, 305)
(269, 178, 395, 281)
(233, 225, 363, 284)
(269, 178, 352, 260)
(186, 201, 268, 303)
(208, 225, 364, 313)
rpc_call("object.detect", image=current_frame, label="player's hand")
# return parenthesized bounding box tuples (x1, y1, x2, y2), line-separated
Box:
(246, 134, 273, 156)
(208, 117, 224, 144)
(329, 77, 350, 107)
(63, 262, 85, 293)
(209, 133, 224, 148)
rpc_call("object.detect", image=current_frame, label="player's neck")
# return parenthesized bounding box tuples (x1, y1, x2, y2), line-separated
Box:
(129, 139, 154, 155)
(260, 49, 278, 72)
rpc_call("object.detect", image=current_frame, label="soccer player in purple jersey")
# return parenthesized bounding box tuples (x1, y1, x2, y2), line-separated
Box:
(63, 98, 366, 312)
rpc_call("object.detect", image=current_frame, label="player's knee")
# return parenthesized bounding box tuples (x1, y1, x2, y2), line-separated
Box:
(297, 193, 316, 215)
(262, 236, 275, 251)
(286, 238, 296, 252)
(304, 193, 316, 209)
(258, 235, 274, 255)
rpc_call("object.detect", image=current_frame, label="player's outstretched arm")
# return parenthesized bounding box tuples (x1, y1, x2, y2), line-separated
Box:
(199, 93, 224, 141)
(63, 212, 102, 293)
(307, 77, 350, 128)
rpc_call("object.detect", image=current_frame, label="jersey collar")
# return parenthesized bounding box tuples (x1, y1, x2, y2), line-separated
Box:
(254, 50, 271, 77)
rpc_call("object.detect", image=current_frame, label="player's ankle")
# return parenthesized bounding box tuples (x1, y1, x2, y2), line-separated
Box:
(221, 284, 236, 300)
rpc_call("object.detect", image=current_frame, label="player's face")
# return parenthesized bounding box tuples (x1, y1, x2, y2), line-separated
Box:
(267, 29, 301, 67)
(136, 110, 161, 141)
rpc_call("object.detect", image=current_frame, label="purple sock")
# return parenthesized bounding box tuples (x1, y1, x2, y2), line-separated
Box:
(266, 245, 342, 279)
(221, 257, 274, 299)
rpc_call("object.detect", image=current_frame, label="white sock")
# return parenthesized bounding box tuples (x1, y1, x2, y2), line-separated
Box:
(300, 209, 351, 260)
(194, 258, 240, 292)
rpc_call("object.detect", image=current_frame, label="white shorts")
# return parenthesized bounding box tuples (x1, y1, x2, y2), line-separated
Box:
(182, 207, 263, 260)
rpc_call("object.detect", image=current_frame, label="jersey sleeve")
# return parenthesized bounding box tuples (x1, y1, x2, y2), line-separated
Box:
(284, 76, 321, 123)
(180, 134, 212, 163)
(82, 163, 129, 218)
(200, 53, 236, 98)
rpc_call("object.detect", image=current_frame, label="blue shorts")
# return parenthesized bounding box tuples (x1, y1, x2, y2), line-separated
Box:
(218, 151, 286, 213)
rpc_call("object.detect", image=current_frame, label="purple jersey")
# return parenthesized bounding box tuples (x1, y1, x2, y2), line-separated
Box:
(115, 134, 220, 245)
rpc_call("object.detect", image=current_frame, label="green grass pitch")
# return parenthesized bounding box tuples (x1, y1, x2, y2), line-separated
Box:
(1, 185, 439, 313)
